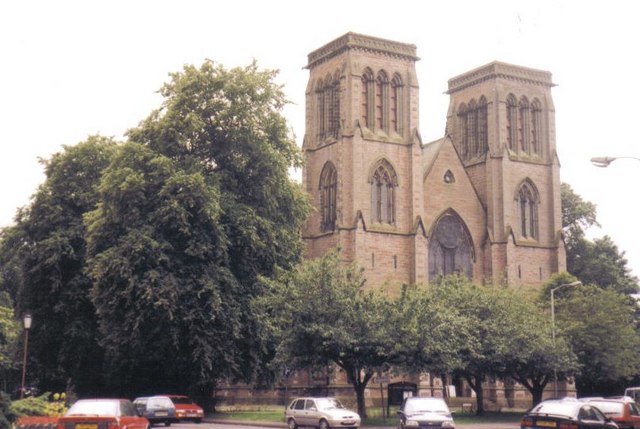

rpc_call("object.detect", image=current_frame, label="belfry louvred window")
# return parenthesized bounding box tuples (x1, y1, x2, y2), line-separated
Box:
(361, 69, 404, 136)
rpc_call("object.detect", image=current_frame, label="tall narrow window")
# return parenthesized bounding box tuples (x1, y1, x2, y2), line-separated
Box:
(391, 74, 404, 135)
(477, 96, 488, 155)
(519, 97, 531, 153)
(361, 69, 374, 129)
(370, 159, 397, 224)
(467, 100, 478, 156)
(316, 79, 325, 140)
(319, 162, 337, 232)
(531, 98, 542, 155)
(517, 181, 538, 239)
(506, 94, 518, 151)
(375, 71, 389, 130)
(458, 103, 468, 159)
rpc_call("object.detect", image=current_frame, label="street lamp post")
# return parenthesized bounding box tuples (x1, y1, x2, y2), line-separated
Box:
(550, 281, 581, 397)
(20, 313, 32, 399)
(590, 156, 640, 167)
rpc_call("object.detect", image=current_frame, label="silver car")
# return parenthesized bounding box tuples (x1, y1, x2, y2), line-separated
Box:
(397, 397, 455, 429)
(285, 397, 360, 429)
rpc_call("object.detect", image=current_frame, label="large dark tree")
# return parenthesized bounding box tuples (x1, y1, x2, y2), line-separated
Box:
(0, 136, 118, 394)
(86, 60, 309, 395)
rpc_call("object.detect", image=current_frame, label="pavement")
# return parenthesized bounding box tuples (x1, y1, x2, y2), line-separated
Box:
(206, 419, 520, 429)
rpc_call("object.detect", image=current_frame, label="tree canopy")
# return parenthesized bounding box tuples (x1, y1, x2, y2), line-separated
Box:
(0, 60, 309, 396)
(258, 249, 398, 418)
(561, 183, 638, 294)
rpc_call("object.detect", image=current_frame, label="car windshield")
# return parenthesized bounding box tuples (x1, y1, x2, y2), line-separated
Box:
(588, 401, 624, 415)
(171, 397, 194, 405)
(405, 399, 449, 414)
(148, 397, 172, 409)
(67, 400, 119, 416)
(315, 398, 345, 410)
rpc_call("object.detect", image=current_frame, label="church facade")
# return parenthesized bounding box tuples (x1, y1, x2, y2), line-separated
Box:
(301, 32, 566, 289)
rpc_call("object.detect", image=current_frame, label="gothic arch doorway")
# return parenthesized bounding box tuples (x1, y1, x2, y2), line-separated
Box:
(428, 210, 474, 282)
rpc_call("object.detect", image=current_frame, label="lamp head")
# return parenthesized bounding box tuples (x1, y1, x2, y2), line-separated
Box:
(590, 157, 616, 167)
(23, 313, 32, 330)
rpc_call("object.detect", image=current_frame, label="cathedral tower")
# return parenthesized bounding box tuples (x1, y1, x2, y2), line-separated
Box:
(302, 33, 426, 290)
(444, 62, 566, 285)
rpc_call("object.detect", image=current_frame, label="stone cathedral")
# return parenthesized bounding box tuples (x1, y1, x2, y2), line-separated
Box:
(302, 32, 566, 290)
(218, 32, 568, 407)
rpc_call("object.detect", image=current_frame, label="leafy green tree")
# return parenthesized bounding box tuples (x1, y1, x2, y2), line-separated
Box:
(86, 60, 309, 394)
(392, 284, 475, 388)
(561, 183, 638, 294)
(553, 282, 640, 395)
(428, 276, 511, 415)
(85, 142, 242, 394)
(0, 136, 118, 394)
(499, 288, 577, 405)
(259, 249, 398, 418)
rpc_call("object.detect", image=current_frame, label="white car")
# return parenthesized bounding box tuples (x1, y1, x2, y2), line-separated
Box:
(285, 397, 360, 429)
(396, 397, 455, 429)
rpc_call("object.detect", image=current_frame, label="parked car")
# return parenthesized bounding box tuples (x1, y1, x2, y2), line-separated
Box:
(285, 397, 360, 429)
(520, 398, 618, 428)
(626, 388, 640, 405)
(133, 396, 176, 426)
(396, 396, 455, 429)
(166, 395, 204, 423)
(62, 398, 149, 429)
(583, 397, 640, 429)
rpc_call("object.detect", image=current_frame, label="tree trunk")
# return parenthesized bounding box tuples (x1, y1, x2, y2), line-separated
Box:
(532, 385, 544, 407)
(474, 383, 485, 415)
(355, 382, 367, 419)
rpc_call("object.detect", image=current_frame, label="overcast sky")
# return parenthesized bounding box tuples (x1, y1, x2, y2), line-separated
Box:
(2, 0, 639, 278)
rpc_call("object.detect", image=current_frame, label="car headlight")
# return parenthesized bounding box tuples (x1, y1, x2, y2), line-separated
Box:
(405, 420, 419, 427)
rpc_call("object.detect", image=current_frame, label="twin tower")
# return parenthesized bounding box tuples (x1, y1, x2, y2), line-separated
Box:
(301, 32, 565, 290)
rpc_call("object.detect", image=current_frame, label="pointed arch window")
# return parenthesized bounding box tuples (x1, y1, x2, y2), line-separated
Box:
(319, 162, 337, 232)
(517, 181, 539, 239)
(531, 98, 543, 155)
(507, 94, 518, 151)
(518, 97, 531, 153)
(457, 97, 488, 161)
(428, 210, 474, 282)
(370, 160, 397, 224)
(477, 96, 488, 154)
(375, 71, 389, 130)
(317, 73, 340, 141)
(391, 73, 404, 134)
(361, 69, 375, 129)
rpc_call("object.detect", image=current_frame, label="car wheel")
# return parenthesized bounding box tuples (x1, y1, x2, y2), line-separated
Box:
(288, 419, 298, 429)
(164, 422, 171, 427)
(319, 419, 330, 429)
(194, 419, 202, 424)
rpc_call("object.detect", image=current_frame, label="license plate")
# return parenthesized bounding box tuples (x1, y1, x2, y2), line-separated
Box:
(76, 424, 98, 429)
(536, 420, 556, 428)
(187, 413, 196, 417)
(155, 412, 168, 417)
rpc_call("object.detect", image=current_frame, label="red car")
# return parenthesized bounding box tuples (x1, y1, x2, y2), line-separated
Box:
(166, 395, 204, 423)
(59, 398, 149, 429)
(584, 398, 640, 429)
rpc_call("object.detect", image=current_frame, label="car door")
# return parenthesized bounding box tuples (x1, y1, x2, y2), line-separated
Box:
(289, 399, 306, 427)
(628, 402, 640, 429)
(578, 405, 613, 429)
(304, 399, 319, 428)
